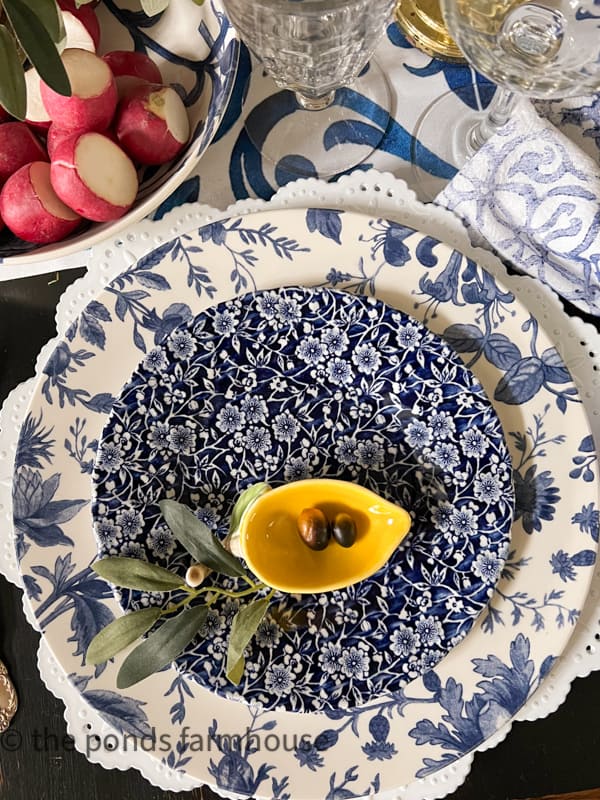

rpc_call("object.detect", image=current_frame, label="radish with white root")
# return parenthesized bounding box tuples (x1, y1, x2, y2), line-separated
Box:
(41, 49, 118, 132)
(58, 0, 101, 50)
(115, 84, 190, 165)
(103, 50, 162, 99)
(51, 131, 138, 221)
(0, 162, 81, 243)
(47, 123, 118, 159)
(24, 3, 98, 131)
(0, 122, 48, 186)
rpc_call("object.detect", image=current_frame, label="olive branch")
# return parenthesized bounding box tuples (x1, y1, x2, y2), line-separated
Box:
(85, 484, 273, 689)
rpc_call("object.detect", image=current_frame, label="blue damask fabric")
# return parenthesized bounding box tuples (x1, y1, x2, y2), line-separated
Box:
(437, 100, 600, 316)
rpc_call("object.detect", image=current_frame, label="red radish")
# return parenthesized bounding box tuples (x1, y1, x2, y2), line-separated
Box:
(115, 84, 189, 165)
(0, 107, 11, 122)
(46, 124, 69, 160)
(0, 122, 48, 186)
(25, 69, 52, 129)
(0, 161, 81, 243)
(58, 0, 101, 50)
(51, 131, 138, 222)
(47, 123, 117, 159)
(41, 49, 117, 133)
(103, 51, 162, 99)
(24, 0, 101, 133)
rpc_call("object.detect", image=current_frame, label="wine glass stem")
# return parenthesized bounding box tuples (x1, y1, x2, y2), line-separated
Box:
(295, 90, 335, 111)
(468, 87, 519, 154)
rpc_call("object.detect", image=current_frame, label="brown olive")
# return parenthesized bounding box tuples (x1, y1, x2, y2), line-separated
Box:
(331, 512, 357, 548)
(297, 507, 330, 551)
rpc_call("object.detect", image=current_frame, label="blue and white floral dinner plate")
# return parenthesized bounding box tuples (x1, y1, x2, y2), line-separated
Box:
(91, 286, 514, 712)
(13, 209, 597, 798)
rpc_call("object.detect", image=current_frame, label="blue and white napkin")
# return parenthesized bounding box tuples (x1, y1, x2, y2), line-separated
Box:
(436, 99, 600, 316)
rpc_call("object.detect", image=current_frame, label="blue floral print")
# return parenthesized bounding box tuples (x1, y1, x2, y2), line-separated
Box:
(92, 287, 514, 712)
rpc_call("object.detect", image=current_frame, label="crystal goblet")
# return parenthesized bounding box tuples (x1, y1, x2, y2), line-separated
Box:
(222, 0, 396, 178)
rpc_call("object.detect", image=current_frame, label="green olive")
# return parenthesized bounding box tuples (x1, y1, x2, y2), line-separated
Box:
(297, 507, 330, 551)
(331, 512, 357, 548)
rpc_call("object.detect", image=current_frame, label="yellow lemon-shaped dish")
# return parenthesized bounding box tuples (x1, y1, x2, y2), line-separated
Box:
(233, 479, 412, 594)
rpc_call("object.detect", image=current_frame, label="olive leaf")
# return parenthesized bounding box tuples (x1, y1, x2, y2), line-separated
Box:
(160, 499, 246, 578)
(226, 597, 270, 684)
(92, 556, 186, 591)
(228, 482, 270, 535)
(0, 24, 26, 119)
(3, 0, 70, 96)
(86, 607, 162, 667)
(21, 0, 64, 43)
(117, 604, 208, 689)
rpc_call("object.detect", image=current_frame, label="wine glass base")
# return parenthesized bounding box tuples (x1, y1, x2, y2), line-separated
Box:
(410, 84, 497, 201)
(241, 59, 393, 180)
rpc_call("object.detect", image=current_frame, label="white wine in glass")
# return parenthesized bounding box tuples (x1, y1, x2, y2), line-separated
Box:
(414, 0, 600, 188)
(394, 0, 465, 62)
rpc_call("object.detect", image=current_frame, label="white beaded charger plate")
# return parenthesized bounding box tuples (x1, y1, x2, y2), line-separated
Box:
(6, 201, 598, 799)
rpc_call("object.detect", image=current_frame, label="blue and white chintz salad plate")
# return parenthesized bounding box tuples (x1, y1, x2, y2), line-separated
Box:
(0, 0, 239, 265)
(91, 286, 514, 713)
(13, 208, 597, 798)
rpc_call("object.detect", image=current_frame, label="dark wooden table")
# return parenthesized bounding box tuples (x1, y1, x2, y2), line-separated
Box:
(1, 270, 599, 800)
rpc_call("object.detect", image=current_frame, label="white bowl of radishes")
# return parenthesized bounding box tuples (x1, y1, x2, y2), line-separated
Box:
(0, 0, 239, 265)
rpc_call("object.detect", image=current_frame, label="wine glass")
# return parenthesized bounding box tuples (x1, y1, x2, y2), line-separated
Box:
(221, 0, 396, 178)
(412, 0, 600, 194)
(394, 0, 465, 62)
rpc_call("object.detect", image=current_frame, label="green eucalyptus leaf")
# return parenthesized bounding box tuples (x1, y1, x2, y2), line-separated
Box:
(3, 0, 70, 95)
(226, 597, 270, 684)
(229, 482, 271, 535)
(92, 556, 185, 591)
(117, 604, 208, 689)
(86, 607, 161, 667)
(160, 499, 245, 578)
(20, 0, 63, 43)
(140, 0, 170, 16)
(0, 24, 26, 119)
(228, 652, 245, 685)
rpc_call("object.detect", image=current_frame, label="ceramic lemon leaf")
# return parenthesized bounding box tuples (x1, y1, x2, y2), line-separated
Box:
(117, 604, 208, 689)
(228, 482, 270, 535)
(159, 499, 245, 578)
(86, 607, 162, 666)
(92, 556, 185, 592)
(226, 597, 270, 684)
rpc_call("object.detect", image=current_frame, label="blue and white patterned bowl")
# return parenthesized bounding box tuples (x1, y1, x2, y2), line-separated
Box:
(0, 0, 239, 265)
(92, 286, 514, 713)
